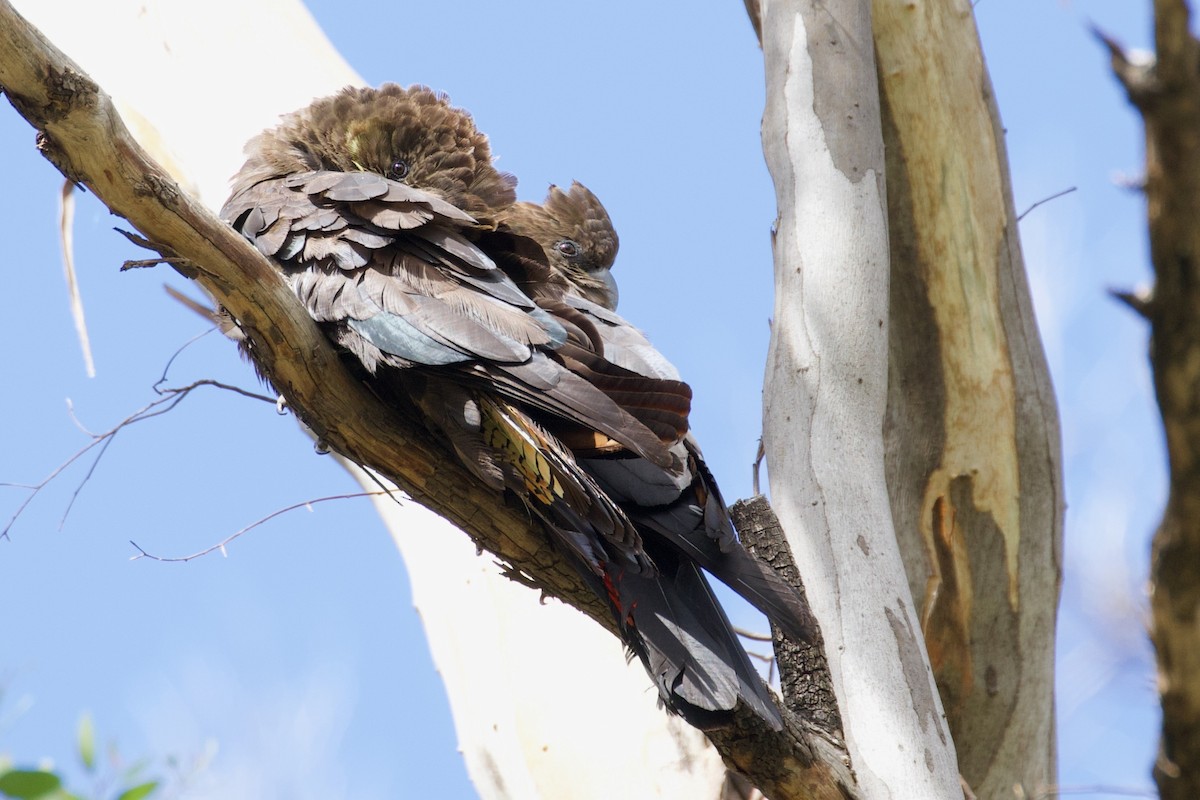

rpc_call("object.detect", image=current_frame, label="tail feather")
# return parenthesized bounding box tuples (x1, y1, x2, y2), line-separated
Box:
(583, 453, 817, 645)
(477, 395, 653, 575)
(643, 514, 816, 645)
(614, 558, 783, 730)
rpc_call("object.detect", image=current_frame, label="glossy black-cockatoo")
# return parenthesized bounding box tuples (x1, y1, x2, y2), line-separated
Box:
(219, 84, 673, 553)
(498, 182, 818, 715)
(219, 85, 794, 728)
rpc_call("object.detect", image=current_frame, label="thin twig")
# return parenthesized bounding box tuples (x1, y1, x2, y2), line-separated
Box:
(734, 625, 774, 642)
(154, 327, 218, 392)
(65, 397, 99, 437)
(128, 490, 400, 562)
(58, 432, 117, 531)
(348, 461, 409, 510)
(122, 257, 192, 271)
(1018, 186, 1078, 221)
(752, 437, 765, 496)
(1, 379, 276, 538)
(113, 226, 162, 252)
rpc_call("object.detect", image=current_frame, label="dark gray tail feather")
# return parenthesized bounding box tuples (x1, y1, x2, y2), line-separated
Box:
(609, 554, 784, 731)
(581, 452, 817, 646)
(639, 508, 818, 645)
(506, 466, 785, 729)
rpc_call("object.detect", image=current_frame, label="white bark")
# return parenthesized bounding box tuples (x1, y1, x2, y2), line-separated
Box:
(758, 2, 962, 797)
(9, 1, 735, 796)
(349, 466, 740, 800)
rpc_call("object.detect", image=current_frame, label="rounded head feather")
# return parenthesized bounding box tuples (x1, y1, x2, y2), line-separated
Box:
(503, 182, 620, 309)
(239, 83, 517, 220)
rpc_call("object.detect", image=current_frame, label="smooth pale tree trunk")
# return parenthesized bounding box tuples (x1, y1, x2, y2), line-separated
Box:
(347, 466, 742, 800)
(753, 1, 1062, 795)
(758, 1, 963, 796)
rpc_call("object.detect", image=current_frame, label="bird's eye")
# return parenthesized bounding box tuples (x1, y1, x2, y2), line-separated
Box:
(387, 159, 410, 181)
(555, 240, 580, 258)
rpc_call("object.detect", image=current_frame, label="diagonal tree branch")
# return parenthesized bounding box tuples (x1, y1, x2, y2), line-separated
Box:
(0, 1, 849, 795)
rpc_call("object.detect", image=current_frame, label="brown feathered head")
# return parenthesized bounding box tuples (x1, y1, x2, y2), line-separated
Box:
(232, 84, 517, 221)
(501, 182, 620, 310)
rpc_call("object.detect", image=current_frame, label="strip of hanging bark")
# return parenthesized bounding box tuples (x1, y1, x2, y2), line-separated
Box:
(0, 2, 852, 796)
(58, 179, 95, 376)
(1101, 3, 1200, 797)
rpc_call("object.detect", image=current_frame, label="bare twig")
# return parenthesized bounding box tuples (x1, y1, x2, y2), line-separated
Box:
(64, 397, 98, 437)
(129, 489, 400, 562)
(114, 226, 163, 252)
(734, 626, 774, 642)
(1, 379, 276, 538)
(57, 430, 116, 531)
(153, 327, 219, 392)
(121, 257, 187, 271)
(1108, 286, 1153, 319)
(1017, 186, 1078, 221)
(0, 4, 855, 793)
(751, 438, 765, 496)
(744, 648, 778, 686)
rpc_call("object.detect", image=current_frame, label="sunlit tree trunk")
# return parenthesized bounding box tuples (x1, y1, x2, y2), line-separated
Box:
(753, 0, 1061, 796)
(873, 2, 1062, 795)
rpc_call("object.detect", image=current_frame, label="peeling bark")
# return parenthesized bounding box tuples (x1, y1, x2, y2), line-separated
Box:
(873, 2, 1063, 795)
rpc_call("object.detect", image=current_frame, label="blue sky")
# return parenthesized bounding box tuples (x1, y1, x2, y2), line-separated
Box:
(0, 0, 1162, 796)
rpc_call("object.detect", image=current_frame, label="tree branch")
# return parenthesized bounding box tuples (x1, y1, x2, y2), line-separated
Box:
(1104, 3, 1200, 797)
(0, 1, 844, 794)
(0, 0, 607, 626)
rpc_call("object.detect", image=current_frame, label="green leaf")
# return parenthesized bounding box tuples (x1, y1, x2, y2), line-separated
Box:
(0, 769, 62, 799)
(115, 782, 158, 800)
(76, 713, 95, 772)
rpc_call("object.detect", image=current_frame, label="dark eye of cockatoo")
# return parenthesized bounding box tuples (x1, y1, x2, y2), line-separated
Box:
(387, 159, 410, 181)
(555, 240, 580, 259)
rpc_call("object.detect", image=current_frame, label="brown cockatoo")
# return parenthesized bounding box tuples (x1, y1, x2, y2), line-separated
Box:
(497, 182, 819, 720)
(218, 85, 788, 729)
(219, 84, 672, 540)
